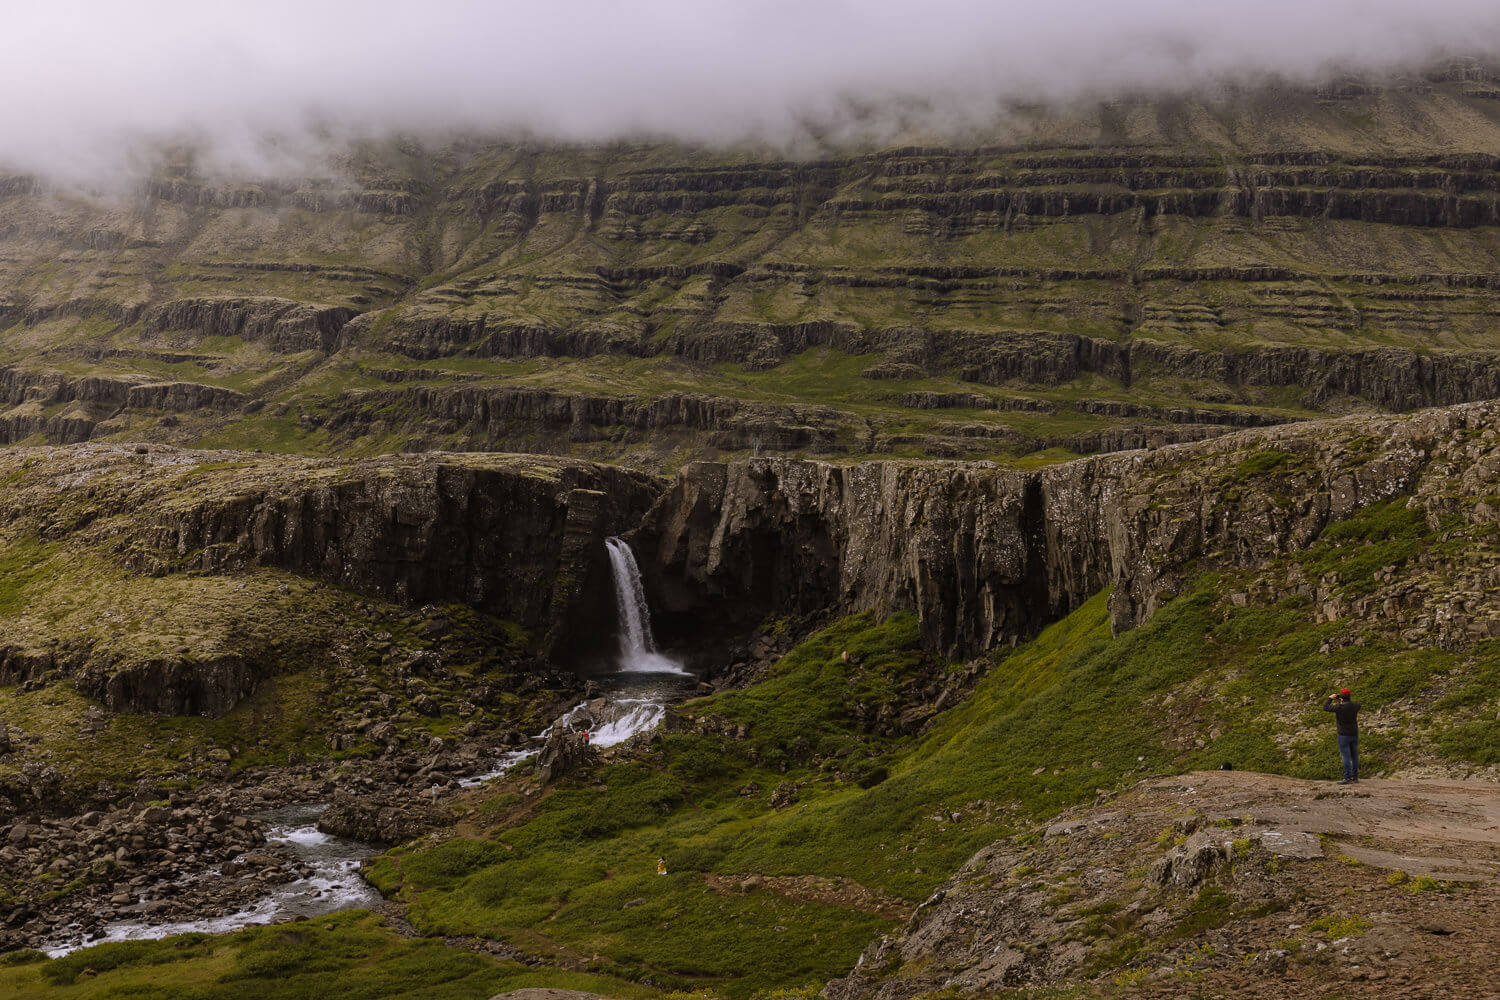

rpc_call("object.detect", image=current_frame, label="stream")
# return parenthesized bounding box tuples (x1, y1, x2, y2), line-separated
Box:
(42, 535, 691, 957)
(43, 802, 382, 957)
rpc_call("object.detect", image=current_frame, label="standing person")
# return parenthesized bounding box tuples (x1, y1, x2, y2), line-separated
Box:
(1322, 688, 1360, 784)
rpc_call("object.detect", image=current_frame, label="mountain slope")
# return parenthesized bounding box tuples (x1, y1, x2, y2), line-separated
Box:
(4, 78, 1500, 468)
(359, 407, 1499, 997)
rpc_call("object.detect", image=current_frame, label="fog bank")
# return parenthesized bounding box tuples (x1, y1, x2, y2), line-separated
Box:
(4, 0, 1500, 180)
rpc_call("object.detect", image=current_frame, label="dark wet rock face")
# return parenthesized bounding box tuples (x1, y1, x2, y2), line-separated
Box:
(137, 456, 662, 641)
(636, 400, 1500, 658)
(0, 447, 663, 715)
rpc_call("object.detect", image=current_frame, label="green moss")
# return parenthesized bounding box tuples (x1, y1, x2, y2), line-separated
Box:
(1308, 913, 1372, 938)
(1233, 450, 1300, 478)
(2, 911, 652, 1000)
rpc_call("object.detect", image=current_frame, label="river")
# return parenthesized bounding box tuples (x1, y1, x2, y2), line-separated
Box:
(42, 535, 689, 957)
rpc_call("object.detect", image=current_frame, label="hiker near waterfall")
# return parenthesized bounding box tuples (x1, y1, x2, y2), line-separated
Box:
(1323, 688, 1360, 784)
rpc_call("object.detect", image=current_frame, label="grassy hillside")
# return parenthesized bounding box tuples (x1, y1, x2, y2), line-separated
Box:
(0, 911, 648, 1000)
(8, 488, 1494, 997)
(371, 502, 1500, 995)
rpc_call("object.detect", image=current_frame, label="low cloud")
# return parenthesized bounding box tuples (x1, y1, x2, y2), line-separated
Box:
(4, 0, 1500, 180)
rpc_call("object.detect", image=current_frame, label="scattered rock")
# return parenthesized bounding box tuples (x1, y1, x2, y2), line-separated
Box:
(770, 782, 800, 808)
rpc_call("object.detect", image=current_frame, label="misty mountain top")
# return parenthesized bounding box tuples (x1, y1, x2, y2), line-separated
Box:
(4, 1, 1500, 183)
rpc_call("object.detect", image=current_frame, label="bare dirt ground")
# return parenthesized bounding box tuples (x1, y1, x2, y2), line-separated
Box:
(703, 872, 913, 921)
(830, 770, 1500, 1000)
(1159, 770, 1500, 881)
(1120, 771, 1500, 999)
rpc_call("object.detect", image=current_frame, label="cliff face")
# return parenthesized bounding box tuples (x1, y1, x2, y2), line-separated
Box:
(127, 454, 663, 648)
(0, 399, 1490, 712)
(0, 446, 664, 713)
(633, 401, 1499, 658)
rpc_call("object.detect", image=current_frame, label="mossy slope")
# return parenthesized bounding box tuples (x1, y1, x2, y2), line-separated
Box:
(356, 497, 1497, 997)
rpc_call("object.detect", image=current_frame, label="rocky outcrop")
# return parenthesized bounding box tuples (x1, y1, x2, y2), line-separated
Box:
(77, 653, 256, 717)
(315, 790, 442, 845)
(0, 446, 665, 673)
(654, 323, 1500, 414)
(143, 297, 358, 353)
(1052, 422, 1235, 454)
(125, 382, 246, 412)
(133, 453, 663, 661)
(829, 771, 1500, 1000)
(324, 385, 852, 453)
(535, 728, 598, 784)
(0, 643, 261, 717)
(0, 368, 246, 446)
(356, 312, 654, 360)
(634, 400, 1499, 658)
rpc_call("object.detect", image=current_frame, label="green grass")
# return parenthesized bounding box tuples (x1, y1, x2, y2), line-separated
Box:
(367, 498, 1495, 996)
(0, 911, 652, 1000)
(1308, 913, 1372, 938)
(1298, 500, 1431, 595)
(368, 612, 931, 997)
(1234, 450, 1299, 477)
(0, 537, 62, 615)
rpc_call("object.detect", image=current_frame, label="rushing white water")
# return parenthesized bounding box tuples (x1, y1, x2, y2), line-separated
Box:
(41, 802, 380, 957)
(604, 536, 686, 675)
(589, 698, 667, 747)
(456, 743, 546, 788)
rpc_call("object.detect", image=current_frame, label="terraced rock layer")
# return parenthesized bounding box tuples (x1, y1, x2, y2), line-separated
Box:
(4, 79, 1500, 465)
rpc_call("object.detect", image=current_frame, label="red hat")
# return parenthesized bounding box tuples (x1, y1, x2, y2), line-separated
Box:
(1340, 688, 1351, 695)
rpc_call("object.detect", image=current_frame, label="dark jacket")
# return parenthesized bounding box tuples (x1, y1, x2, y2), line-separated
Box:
(1323, 696, 1359, 737)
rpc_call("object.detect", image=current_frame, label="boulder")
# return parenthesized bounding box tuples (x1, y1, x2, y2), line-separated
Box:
(535, 729, 597, 784)
(315, 791, 441, 845)
(139, 806, 171, 825)
(1149, 830, 1229, 888)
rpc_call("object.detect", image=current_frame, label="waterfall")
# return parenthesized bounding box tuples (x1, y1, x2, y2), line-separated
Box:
(604, 537, 685, 674)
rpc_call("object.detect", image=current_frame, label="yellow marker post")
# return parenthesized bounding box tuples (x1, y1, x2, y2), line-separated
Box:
(657, 857, 667, 875)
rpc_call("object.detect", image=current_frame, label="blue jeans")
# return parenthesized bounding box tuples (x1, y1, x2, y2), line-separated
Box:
(1338, 734, 1358, 780)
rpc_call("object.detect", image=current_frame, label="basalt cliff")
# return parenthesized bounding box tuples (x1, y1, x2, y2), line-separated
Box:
(2, 398, 1493, 723)
(0, 446, 660, 716)
(636, 400, 1499, 658)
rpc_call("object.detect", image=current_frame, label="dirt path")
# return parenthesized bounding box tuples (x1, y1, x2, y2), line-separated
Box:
(702, 872, 912, 920)
(1153, 771, 1500, 882)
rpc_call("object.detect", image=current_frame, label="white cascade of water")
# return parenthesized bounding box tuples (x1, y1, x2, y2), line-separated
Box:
(604, 537, 685, 674)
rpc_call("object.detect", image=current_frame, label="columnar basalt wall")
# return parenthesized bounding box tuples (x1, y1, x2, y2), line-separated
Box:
(0, 447, 666, 713)
(633, 401, 1499, 658)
